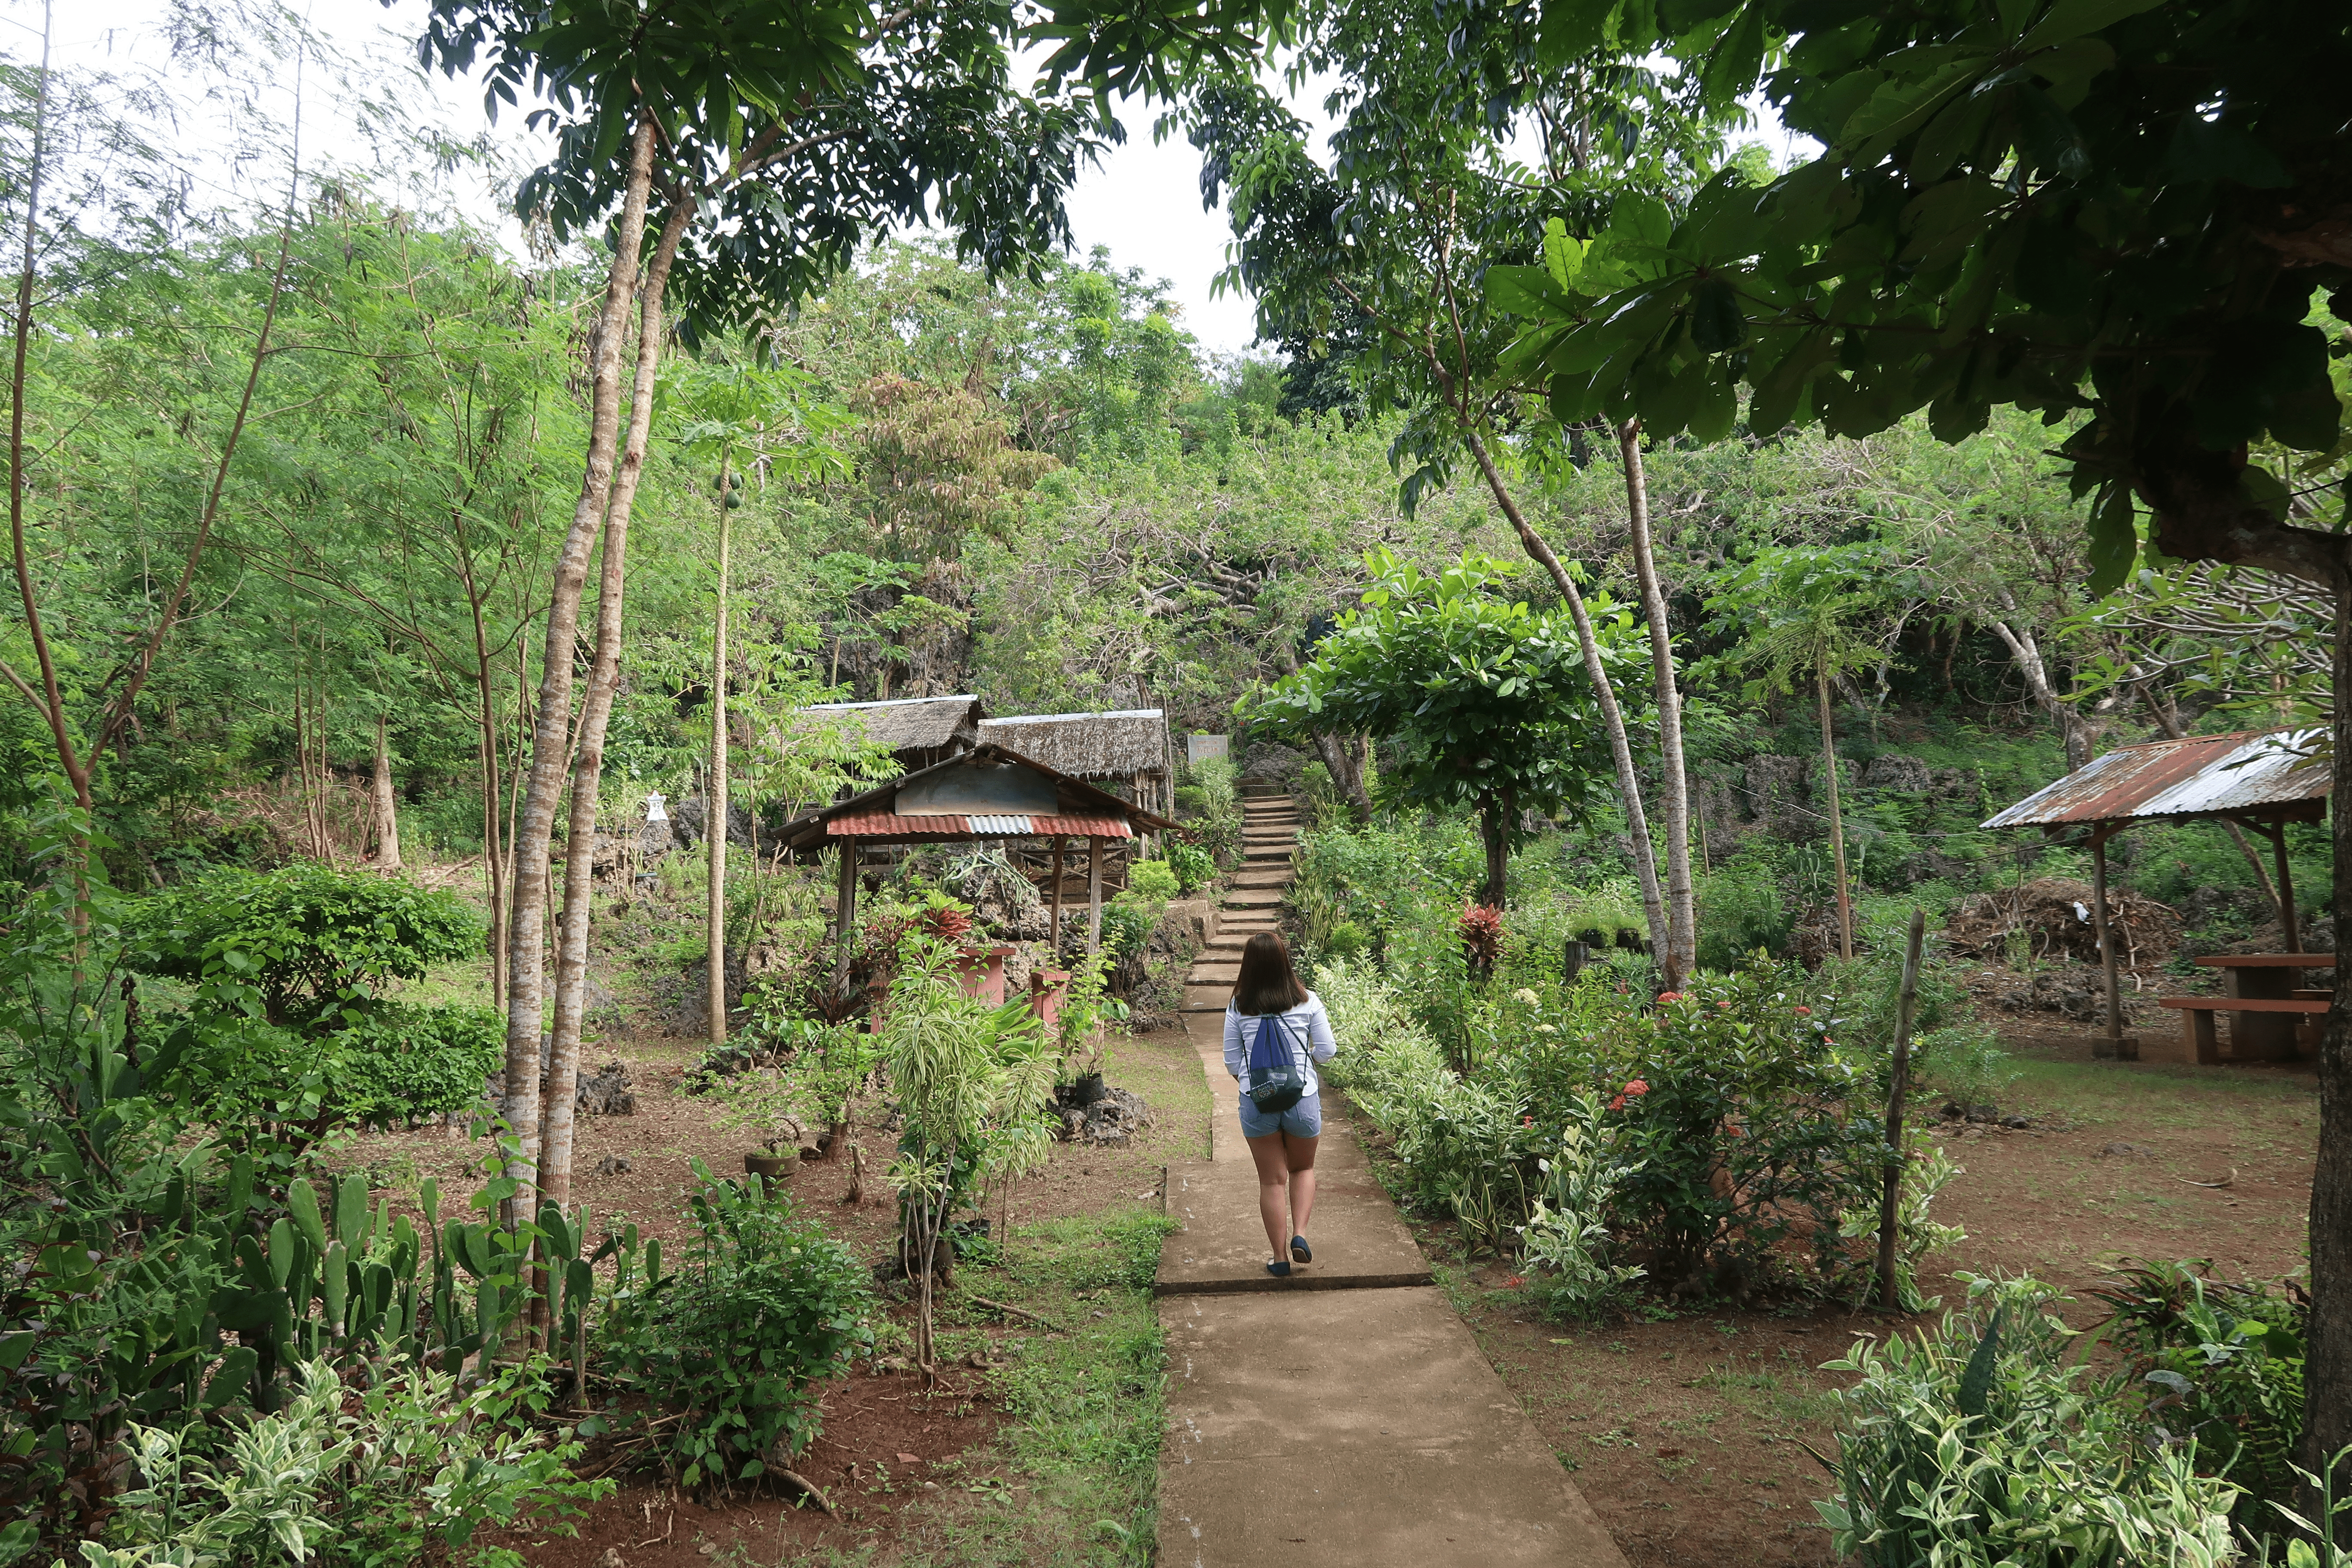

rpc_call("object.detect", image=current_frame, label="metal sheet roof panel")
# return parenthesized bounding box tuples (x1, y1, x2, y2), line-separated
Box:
(822, 810, 1134, 840)
(1982, 726, 2328, 830)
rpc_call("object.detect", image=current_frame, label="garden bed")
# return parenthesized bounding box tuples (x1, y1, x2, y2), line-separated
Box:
(319, 1011, 1210, 1568)
(1373, 1022, 2318, 1568)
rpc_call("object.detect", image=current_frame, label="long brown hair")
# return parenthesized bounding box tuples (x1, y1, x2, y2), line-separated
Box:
(1232, 932, 1309, 1015)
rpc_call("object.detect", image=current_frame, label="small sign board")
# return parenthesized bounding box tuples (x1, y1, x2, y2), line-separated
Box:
(1185, 733, 1230, 768)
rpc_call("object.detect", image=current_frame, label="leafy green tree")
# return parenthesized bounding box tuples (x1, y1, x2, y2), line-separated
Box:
(1477, 0, 2352, 1488)
(1250, 551, 1637, 908)
(1182, 8, 1747, 983)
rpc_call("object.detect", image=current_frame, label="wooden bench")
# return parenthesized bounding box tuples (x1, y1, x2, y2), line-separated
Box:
(2155, 995, 2330, 1065)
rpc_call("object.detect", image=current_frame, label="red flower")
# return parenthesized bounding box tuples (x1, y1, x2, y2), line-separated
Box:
(1521, 1115, 1533, 1127)
(1504, 1274, 1526, 1289)
(1624, 1079, 1649, 1096)
(1794, 1006, 1812, 1016)
(1656, 990, 1682, 1003)
(1608, 1094, 1627, 1111)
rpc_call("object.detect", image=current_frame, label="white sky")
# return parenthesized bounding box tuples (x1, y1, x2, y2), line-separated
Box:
(42, 1, 1796, 361)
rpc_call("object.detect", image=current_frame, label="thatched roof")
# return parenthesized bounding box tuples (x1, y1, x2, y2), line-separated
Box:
(976, 708, 1168, 780)
(796, 695, 984, 755)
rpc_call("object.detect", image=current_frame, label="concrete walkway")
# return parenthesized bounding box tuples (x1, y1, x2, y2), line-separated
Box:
(1155, 791, 1625, 1568)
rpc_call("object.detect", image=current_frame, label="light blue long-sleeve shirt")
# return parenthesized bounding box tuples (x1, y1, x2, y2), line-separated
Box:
(1223, 993, 1339, 1099)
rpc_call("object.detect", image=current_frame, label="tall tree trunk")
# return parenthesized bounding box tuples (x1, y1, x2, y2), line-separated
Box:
(1817, 666, 1853, 962)
(1309, 731, 1372, 822)
(1617, 421, 1694, 987)
(370, 713, 401, 870)
(2303, 556, 2352, 1519)
(1478, 785, 1511, 909)
(1461, 430, 1669, 960)
(537, 193, 692, 1259)
(707, 446, 732, 1044)
(499, 115, 657, 1226)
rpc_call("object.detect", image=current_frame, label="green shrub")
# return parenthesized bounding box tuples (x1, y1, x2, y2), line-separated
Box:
(2090, 1259, 2306, 1544)
(1695, 855, 1792, 968)
(1126, 858, 1179, 906)
(1612, 969, 1883, 1289)
(601, 1167, 873, 1489)
(1816, 1273, 2240, 1568)
(165, 1002, 499, 1133)
(1100, 895, 1156, 962)
(1517, 1089, 1646, 1317)
(1163, 839, 1216, 893)
(126, 863, 482, 1028)
(1321, 919, 1369, 960)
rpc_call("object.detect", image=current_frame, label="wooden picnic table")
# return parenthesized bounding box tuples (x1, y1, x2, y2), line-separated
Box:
(2157, 953, 2334, 1063)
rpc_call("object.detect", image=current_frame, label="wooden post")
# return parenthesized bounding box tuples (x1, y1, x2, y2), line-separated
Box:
(2263, 820, 2301, 953)
(1048, 837, 1066, 959)
(832, 839, 858, 995)
(1087, 836, 1104, 956)
(1876, 909, 1927, 1312)
(2087, 823, 2125, 1055)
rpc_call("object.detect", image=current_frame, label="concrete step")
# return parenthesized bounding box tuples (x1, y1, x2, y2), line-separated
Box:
(1229, 873, 1292, 889)
(1224, 891, 1286, 910)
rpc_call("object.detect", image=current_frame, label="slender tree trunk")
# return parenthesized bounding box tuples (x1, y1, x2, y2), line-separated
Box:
(1461, 430, 1669, 959)
(500, 116, 657, 1226)
(370, 713, 402, 870)
(2300, 553, 2352, 1521)
(1617, 421, 1694, 986)
(4, 5, 86, 816)
(707, 447, 732, 1045)
(478, 668, 508, 1006)
(1478, 786, 1511, 909)
(537, 193, 693, 1265)
(1817, 667, 1853, 962)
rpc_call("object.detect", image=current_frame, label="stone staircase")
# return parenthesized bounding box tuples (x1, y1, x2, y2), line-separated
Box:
(1180, 785, 1300, 1014)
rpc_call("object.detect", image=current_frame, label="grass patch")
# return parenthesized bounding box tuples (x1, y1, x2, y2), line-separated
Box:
(820, 1206, 1176, 1567)
(2012, 1057, 2319, 1135)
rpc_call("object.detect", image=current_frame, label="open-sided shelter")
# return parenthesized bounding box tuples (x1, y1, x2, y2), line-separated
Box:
(775, 742, 1179, 961)
(1981, 726, 2328, 1054)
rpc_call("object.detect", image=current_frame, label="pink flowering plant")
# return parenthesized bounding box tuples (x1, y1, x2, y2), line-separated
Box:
(1602, 965, 1884, 1295)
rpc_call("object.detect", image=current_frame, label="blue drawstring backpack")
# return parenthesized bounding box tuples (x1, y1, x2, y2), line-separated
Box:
(1244, 1011, 1307, 1113)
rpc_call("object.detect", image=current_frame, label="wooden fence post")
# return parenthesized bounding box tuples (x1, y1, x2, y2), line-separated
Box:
(1877, 908, 1927, 1312)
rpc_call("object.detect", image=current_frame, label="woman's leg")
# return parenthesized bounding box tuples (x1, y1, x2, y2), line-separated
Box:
(1282, 1130, 1318, 1239)
(1246, 1133, 1293, 1260)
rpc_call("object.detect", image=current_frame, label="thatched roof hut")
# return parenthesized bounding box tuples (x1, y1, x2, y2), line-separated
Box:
(977, 709, 1170, 805)
(796, 694, 985, 773)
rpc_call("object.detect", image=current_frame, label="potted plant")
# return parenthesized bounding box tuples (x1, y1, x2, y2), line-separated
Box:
(1054, 954, 1127, 1107)
(713, 1067, 813, 1180)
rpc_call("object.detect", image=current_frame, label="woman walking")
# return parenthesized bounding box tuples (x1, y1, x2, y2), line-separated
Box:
(1224, 932, 1338, 1277)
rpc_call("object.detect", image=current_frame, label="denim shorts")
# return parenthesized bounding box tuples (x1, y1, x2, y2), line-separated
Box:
(1238, 1091, 1322, 1139)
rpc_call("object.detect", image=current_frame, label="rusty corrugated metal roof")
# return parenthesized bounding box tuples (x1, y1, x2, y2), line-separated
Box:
(824, 811, 1133, 840)
(1982, 727, 2328, 830)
